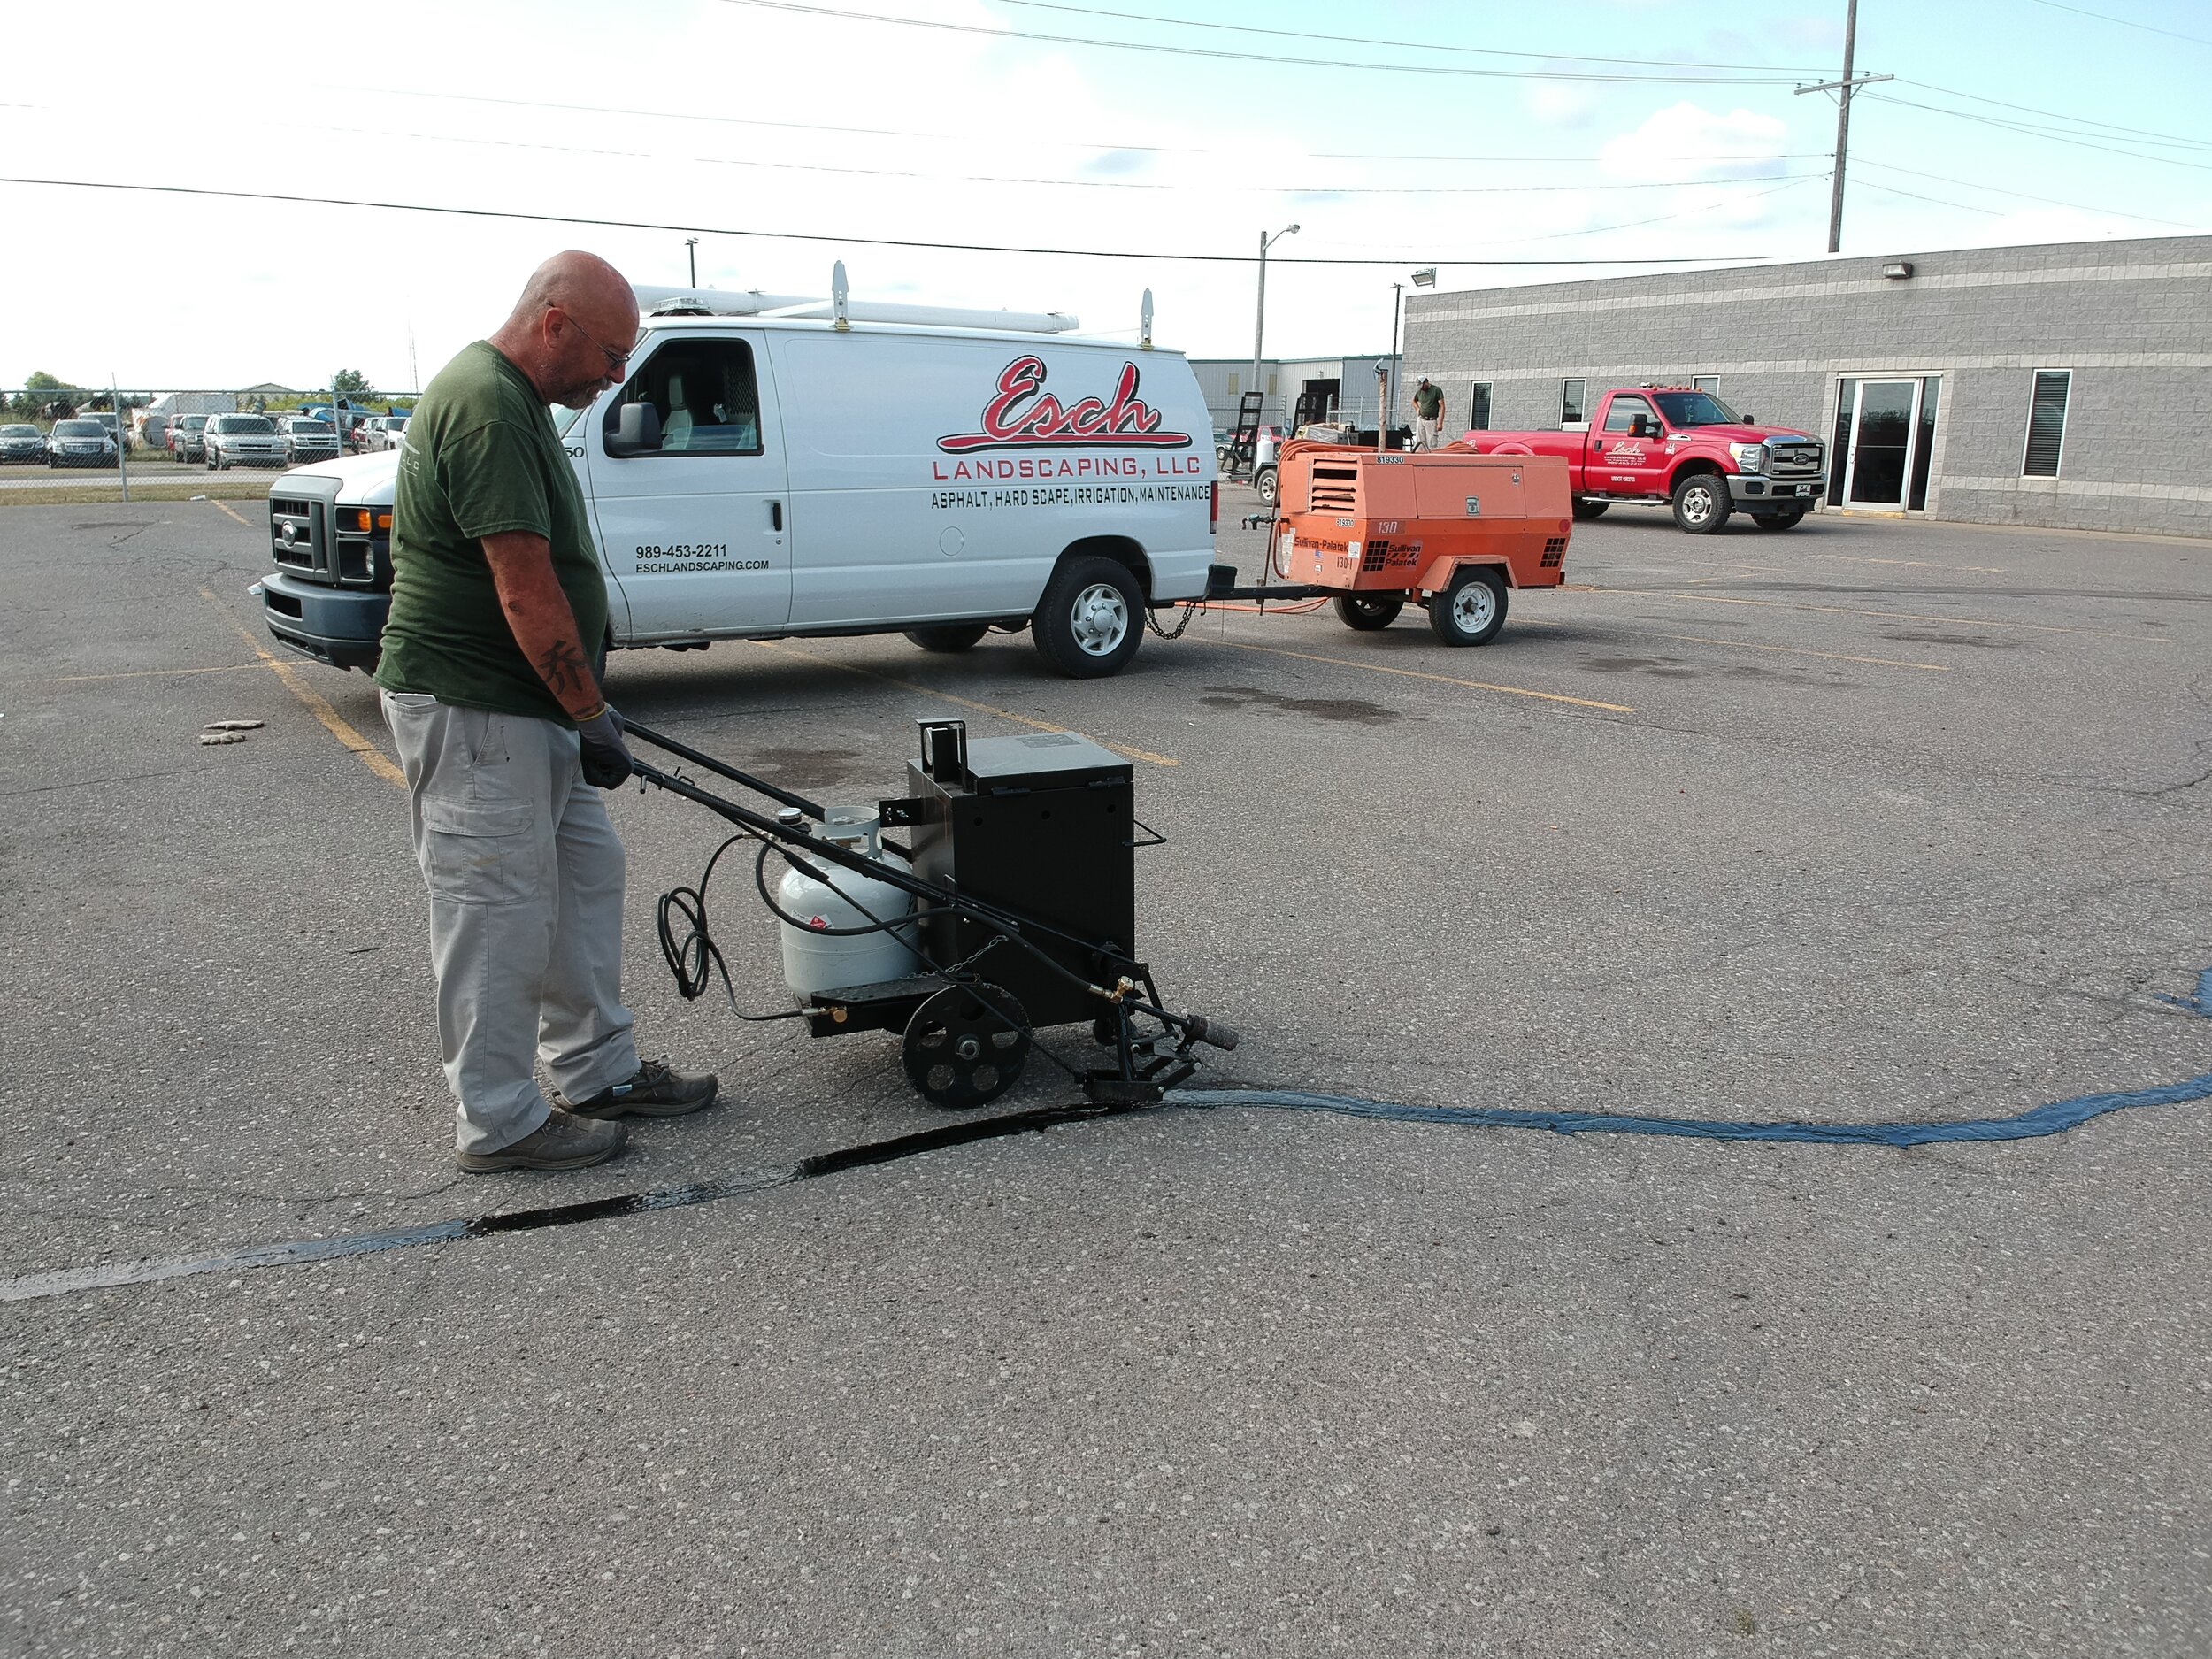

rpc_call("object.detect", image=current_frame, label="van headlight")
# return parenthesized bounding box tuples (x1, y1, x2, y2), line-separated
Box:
(1730, 442, 1768, 472)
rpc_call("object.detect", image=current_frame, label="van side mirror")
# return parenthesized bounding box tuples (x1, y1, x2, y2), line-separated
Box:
(605, 401, 662, 457)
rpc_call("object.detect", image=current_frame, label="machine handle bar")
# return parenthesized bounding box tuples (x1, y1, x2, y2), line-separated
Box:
(624, 719, 825, 820)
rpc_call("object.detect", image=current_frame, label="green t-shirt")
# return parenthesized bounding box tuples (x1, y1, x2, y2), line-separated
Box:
(374, 341, 608, 726)
(1413, 383, 1443, 420)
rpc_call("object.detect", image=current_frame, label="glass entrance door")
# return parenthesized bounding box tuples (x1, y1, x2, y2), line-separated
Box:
(1843, 379, 1923, 507)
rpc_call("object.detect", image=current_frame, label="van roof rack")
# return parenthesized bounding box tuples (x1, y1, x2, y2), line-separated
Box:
(634, 265, 1079, 335)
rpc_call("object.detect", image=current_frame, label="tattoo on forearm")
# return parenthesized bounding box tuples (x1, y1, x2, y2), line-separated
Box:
(534, 636, 595, 710)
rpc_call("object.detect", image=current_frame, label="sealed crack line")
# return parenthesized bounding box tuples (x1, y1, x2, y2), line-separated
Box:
(7, 1039, 2212, 1303)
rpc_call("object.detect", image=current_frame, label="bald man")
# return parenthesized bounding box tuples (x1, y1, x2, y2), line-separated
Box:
(376, 250, 718, 1172)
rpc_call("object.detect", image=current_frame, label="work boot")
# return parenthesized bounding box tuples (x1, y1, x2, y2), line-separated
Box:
(555, 1058, 720, 1120)
(456, 1109, 628, 1173)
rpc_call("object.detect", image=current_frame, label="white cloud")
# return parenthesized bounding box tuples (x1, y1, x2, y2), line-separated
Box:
(1600, 102, 1793, 185)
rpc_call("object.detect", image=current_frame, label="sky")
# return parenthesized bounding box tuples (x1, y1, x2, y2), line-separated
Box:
(4, 0, 2208, 395)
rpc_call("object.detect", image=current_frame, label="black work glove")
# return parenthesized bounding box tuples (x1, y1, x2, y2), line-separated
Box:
(576, 704, 634, 788)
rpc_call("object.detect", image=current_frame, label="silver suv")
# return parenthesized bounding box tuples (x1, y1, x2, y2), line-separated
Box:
(279, 416, 341, 465)
(204, 413, 287, 470)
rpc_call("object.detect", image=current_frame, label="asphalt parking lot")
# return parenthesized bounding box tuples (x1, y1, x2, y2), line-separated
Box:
(3, 492, 2208, 1656)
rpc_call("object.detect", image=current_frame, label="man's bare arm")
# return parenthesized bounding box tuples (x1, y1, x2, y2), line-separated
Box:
(480, 530, 603, 718)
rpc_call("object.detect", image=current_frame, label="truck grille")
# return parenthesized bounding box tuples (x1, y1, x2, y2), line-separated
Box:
(1768, 442, 1823, 478)
(1308, 465, 1357, 512)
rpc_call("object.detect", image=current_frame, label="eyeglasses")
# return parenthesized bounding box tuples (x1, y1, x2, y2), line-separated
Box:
(558, 310, 632, 375)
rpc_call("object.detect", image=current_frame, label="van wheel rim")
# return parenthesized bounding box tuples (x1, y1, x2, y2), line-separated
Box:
(1451, 583, 1495, 633)
(1071, 584, 1130, 655)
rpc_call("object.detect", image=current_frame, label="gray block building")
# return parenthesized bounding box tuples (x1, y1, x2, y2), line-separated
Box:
(1401, 234, 2212, 538)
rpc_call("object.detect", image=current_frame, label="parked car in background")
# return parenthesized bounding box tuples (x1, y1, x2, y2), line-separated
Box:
(0, 424, 47, 464)
(169, 413, 211, 462)
(204, 413, 287, 470)
(47, 419, 119, 468)
(342, 413, 373, 454)
(360, 413, 410, 452)
(80, 411, 128, 452)
(279, 415, 341, 465)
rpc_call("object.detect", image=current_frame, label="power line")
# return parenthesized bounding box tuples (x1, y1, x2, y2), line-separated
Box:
(1897, 78, 2212, 150)
(2023, 0, 2212, 49)
(0, 176, 1785, 266)
(995, 0, 1825, 73)
(1863, 93, 2212, 173)
(1855, 158, 2200, 227)
(717, 0, 1810, 84)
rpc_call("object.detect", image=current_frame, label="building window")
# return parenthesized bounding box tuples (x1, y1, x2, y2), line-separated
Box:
(1692, 375, 1720, 395)
(1468, 381, 1493, 431)
(2023, 370, 2070, 478)
(1561, 379, 1587, 425)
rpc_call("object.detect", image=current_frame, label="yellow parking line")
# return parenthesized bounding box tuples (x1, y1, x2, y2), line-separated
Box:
(209, 499, 252, 528)
(27, 662, 265, 687)
(197, 588, 406, 789)
(752, 641, 1180, 767)
(1641, 590, 2172, 643)
(1205, 636, 1635, 713)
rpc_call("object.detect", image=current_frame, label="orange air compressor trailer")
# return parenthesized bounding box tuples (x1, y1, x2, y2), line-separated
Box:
(1248, 442, 1573, 645)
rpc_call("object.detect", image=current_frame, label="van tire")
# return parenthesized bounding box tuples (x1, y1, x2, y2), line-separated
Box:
(1427, 566, 1508, 647)
(904, 624, 990, 653)
(1033, 555, 1144, 679)
(1671, 471, 1730, 534)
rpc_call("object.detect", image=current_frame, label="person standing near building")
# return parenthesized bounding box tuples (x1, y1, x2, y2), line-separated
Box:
(376, 250, 718, 1173)
(1409, 377, 1445, 451)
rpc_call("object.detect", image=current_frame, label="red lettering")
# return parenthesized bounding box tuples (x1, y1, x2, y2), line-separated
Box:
(939, 357, 1194, 454)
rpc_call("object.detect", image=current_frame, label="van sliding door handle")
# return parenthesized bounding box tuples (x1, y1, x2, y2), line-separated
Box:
(768, 500, 783, 533)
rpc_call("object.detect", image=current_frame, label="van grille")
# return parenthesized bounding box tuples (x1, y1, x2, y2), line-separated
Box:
(1308, 465, 1356, 512)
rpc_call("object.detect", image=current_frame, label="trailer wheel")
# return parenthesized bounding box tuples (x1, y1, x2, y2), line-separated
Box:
(1254, 465, 1278, 507)
(1033, 555, 1144, 678)
(1427, 566, 1508, 647)
(1571, 497, 1609, 521)
(903, 624, 990, 652)
(1753, 510, 1807, 532)
(1671, 471, 1731, 534)
(904, 982, 1029, 1110)
(1333, 595, 1403, 631)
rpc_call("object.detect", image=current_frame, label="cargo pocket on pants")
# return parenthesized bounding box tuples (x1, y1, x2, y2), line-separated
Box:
(420, 797, 541, 906)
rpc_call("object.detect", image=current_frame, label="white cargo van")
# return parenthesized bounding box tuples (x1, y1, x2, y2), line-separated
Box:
(258, 288, 1220, 679)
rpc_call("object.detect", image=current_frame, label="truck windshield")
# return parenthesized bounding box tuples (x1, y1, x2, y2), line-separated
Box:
(1651, 391, 1742, 427)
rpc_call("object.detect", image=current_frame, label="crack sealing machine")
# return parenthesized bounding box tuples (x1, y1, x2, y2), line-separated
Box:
(623, 718, 1238, 1111)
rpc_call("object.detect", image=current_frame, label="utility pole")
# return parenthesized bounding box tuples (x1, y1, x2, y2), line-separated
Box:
(1796, 0, 1891, 253)
(686, 237, 700, 287)
(111, 375, 129, 503)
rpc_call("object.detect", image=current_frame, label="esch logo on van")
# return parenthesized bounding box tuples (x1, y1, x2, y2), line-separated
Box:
(933, 357, 1201, 480)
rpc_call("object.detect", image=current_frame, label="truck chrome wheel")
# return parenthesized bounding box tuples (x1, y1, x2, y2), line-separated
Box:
(1671, 472, 1731, 534)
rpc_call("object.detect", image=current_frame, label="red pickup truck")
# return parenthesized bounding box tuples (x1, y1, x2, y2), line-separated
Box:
(1460, 386, 1826, 534)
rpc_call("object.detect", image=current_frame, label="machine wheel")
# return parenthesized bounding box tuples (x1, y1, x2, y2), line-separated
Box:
(1671, 471, 1730, 534)
(1753, 510, 1808, 531)
(1033, 554, 1144, 679)
(1571, 497, 1609, 521)
(1254, 464, 1279, 507)
(903, 982, 1030, 1110)
(903, 623, 990, 652)
(1333, 595, 1403, 631)
(1427, 566, 1509, 647)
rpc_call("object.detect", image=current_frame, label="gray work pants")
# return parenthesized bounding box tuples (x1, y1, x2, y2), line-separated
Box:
(380, 691, 640, 1153)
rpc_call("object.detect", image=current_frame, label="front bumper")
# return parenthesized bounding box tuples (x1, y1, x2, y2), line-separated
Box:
(256, 571, 388, 671)
(1730, 472, 1825, 507)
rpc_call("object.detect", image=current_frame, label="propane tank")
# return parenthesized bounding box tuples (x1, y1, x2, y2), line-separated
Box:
(779, 808, 920, 1000)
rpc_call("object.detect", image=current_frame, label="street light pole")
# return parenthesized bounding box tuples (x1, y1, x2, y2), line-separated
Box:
(686, 237, 699, 287)
(1248, 223, 1299, 425)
